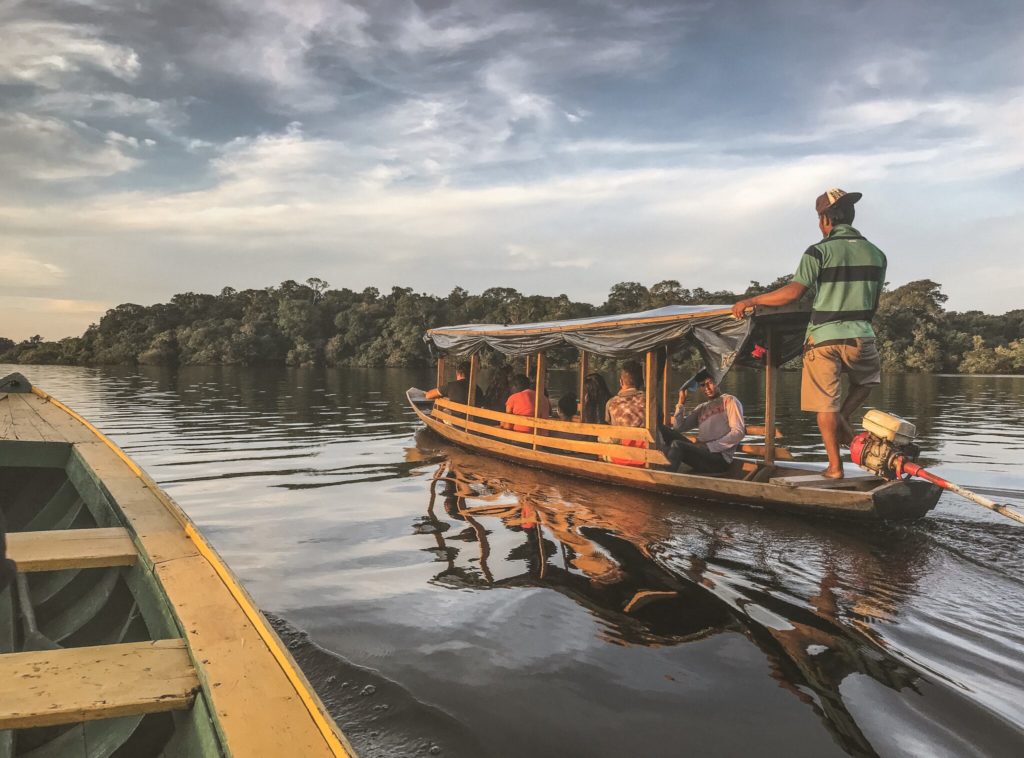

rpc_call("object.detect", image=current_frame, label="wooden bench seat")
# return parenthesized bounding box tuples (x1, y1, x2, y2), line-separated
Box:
(769, 472, 881, 489)
(0, 639, 199, 729)
(6, 527, 137, 572)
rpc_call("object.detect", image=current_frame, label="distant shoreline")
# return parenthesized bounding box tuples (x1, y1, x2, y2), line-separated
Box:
(3, 278, 1022, 375)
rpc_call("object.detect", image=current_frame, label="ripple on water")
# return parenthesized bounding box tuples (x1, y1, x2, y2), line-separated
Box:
(5, 364, 1024, 758)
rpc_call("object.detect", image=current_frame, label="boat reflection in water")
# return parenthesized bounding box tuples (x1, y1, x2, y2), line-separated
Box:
(410, 432, 1022, 758)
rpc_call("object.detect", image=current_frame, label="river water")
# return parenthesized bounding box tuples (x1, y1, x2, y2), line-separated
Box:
(3, 364, 1024, 757)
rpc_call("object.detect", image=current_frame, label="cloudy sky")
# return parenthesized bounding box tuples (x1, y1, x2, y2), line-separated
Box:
(2, 0, 1023, 340)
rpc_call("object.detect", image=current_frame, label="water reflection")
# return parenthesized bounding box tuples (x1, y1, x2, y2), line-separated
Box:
(413, 439, 1023, 757)
(6, 364, 1023, 758)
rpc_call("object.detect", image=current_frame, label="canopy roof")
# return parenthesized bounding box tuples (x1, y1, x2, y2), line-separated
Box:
(425, 303, 812, 380)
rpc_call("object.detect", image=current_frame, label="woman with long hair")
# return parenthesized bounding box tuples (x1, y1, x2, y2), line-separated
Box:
(581, 372, 612, 424)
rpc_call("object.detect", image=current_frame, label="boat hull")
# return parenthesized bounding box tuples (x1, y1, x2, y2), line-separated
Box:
(0, 381, 354, 757)
(407, 389, 941, 521)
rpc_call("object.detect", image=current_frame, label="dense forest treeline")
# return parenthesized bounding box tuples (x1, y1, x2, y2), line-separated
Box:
(2, 278, 1023, 373)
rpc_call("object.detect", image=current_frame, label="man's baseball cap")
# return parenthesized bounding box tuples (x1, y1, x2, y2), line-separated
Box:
(815, 188, 862, 215)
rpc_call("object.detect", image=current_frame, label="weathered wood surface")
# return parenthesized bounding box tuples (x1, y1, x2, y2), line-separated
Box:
(738, 443, 793, 460)
(434, 397, 654, 441)
(430, 405, 669, 465)
(6, 527, 136, 572)
(0, 639, 198, 729)
(6, 391, 351, 756)
(745, 425, 783, 439)
(770, 472, 882, 489)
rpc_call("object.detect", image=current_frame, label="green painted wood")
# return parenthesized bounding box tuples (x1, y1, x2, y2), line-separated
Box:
(159, 695, 223, 758)
(0, 441, 71, 469)
(0, 586, 14, 654)
(19, 725, 87, 758)
(40, 568, 120, 644)
(65, 453, 121, 530)
(0, 724, 12, 758)
(122, 563, 181, 642)
(24, 479, 80, 532)
(30, 567, 81, 606)
(4, 472, 67, 533)
(84, 714, 146, 758)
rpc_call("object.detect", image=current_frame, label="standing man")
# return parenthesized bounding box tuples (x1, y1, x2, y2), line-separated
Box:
(731, 188, 886, 479)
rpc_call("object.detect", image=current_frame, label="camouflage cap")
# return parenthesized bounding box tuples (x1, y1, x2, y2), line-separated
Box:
(815, 188, 862, 215)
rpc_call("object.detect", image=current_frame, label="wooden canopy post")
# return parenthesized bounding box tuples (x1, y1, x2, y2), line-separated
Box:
(578, 351, 589, 418)
(436, 355, 446, 392)
(661, 346, 670, 425)
(644, 351, 657, 468)
(764, 326, 777, 466)
(525, 355, 532, 377)
(533, 353, 546, 450)
(465, 353, 479, 431)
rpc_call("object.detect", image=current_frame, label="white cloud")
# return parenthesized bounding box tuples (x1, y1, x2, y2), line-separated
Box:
(0, 20, 140, 88)
(0, 113, 140, 181)
(0, 253, 65, 290)
(191, 0, 374, 112)
(396, 8, 539, 53)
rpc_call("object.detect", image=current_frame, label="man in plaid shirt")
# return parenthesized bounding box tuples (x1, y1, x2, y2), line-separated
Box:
(605, 361, 646, 427)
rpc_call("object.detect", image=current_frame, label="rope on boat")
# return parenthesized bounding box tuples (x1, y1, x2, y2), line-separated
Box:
(31, 387, 355, 758)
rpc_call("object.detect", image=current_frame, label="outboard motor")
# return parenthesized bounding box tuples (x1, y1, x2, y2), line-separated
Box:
(849, 410, 921, 481)
(850, 410, 1024, 525)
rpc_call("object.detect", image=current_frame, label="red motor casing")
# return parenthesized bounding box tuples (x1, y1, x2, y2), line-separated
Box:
(849, 431, 870, 467)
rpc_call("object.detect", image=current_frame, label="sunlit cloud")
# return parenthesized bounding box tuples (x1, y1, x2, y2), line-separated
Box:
(0, 0, 1022, 339)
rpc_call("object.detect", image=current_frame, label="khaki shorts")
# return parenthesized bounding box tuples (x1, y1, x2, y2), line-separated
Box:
(801, 338, 881, 413)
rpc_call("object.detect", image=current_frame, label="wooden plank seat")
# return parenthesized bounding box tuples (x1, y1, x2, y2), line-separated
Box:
(0, 639, 199, 729)
(769, 472, 882, 489)
(432, 398, 670, 466)
(6, 528, 137, 572)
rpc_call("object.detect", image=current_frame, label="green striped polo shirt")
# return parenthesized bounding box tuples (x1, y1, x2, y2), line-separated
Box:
(793, 224, 887, 344)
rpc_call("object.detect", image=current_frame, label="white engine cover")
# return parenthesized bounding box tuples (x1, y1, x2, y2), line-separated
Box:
(862, 409, 917, 446)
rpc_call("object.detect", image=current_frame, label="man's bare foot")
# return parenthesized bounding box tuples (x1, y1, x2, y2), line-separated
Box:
(821, 469, 845, 479)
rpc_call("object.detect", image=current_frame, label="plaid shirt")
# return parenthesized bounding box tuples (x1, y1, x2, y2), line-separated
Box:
(605, 388, 645, 427)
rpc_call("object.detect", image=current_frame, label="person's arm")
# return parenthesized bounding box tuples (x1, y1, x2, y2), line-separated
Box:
(872, 254, 888, 314)
(670, 389, 688, 431)
(731, 282, 808, 319)
(500, 396, 514, 429)
(425, 387, 443, 399)
(706, 397, 746, 454)
(676, 407, 699, 433)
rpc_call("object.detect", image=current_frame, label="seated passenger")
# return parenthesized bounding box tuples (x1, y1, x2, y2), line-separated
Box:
(581, 372, 612, 424)
(426, 361, 483, 406)
(550, 393, 589, 444)
(482, 364, 513, 412)
(556, 394, 578, 422)
(604, 360, 648, 466)
(663, 370, 745, 474)
(502, 374, 551, 433)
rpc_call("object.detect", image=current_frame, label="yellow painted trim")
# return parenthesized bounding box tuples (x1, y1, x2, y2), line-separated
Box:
(31, 387, 354, 758)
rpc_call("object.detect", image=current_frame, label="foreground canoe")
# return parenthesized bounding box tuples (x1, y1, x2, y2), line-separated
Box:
(408, 389, 941, 521)
(0, 374, 355, 757)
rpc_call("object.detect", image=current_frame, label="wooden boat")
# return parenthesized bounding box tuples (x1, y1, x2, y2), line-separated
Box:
(408, 304, 942, 521)
(0, 374, 355, 757)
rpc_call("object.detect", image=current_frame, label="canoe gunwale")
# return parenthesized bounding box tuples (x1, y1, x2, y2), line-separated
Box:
(0, 387, 356, 756)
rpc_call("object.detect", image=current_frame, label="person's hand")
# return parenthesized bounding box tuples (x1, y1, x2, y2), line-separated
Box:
(731, 299, 753, 319)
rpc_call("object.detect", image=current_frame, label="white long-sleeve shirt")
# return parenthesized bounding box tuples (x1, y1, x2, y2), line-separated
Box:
(671, 394, 746, 461)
